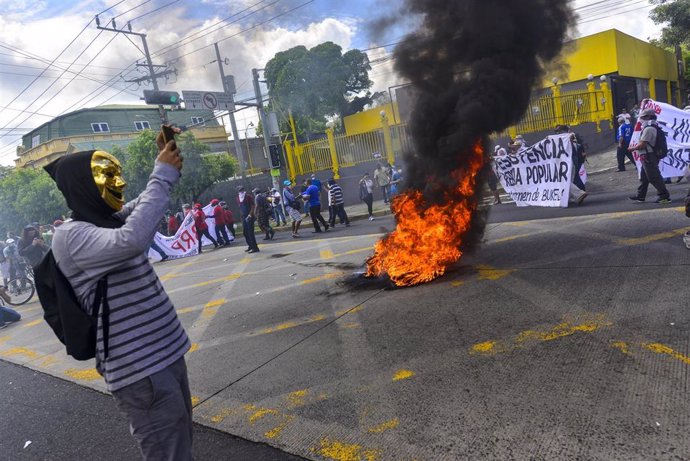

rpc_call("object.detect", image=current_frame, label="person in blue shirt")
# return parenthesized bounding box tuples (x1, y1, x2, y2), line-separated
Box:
(302, 179, 329, 233)
(616, 116, 635, 172)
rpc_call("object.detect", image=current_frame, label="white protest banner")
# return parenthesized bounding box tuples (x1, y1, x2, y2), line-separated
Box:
(147, 201, 236, 261)
(147, 211, 199, 261)
(493, 133, 574, 207)
(631, 98, 690, 178)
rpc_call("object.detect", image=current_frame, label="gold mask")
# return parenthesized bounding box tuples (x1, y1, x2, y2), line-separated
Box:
(91, 150, 126, 211)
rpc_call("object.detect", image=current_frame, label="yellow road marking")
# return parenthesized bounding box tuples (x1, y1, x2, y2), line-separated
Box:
(265, 415, 294, 439)
(247, 405, 280, 424)
(0, 336, 9, 345)
(320, 249, 334, 259)
(476, 265, 515, 281)
(616, 227, 690, 246)
(176, 306, 198, 315)
(450, 280, 464, 287)
(392, 369, 415, 381)
(288, 389, 309, 408)
(39, 355, 58, 367)
(64, 368, 101, 381)
(611, 341, 632, 355)
(188, 273, 241, 289)
(1, 347, 39, 359)
(188, 343, 199, 353)
(471, 315, 611, 356)
(22, 319, 43, 328)
(191, 396, 200, 406)
(210, 408, 236, 423)
(644, 342, 690, 365)
(368, 418, 399, 433)
(200, 298, 226, 320)
(312, 438, 382, 461)
(300, 272, 339, 285)
(333, 246, 374, 258)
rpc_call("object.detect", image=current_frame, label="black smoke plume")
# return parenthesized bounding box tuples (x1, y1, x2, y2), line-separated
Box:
(384, 0, 574, 244)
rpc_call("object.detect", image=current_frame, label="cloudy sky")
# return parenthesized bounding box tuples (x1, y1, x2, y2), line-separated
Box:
(0, 0, 661, 164)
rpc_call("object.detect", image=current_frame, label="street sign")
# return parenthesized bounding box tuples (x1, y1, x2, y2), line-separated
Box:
(182, 91, 235, 111)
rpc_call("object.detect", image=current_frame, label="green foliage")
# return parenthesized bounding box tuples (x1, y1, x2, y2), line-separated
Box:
(264, 41, 373, 137)
(650, 0, 690, 47)
(120, 129, 158, 201)
(172, 132, 236, 203)
(0, 167, 69, 234)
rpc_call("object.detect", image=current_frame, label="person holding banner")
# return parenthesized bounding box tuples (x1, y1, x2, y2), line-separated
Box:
(221, 201, 235, 239)
(628, 109, 671, 204)
(193, 203, 218, 253)
(211, 199, 231, 246)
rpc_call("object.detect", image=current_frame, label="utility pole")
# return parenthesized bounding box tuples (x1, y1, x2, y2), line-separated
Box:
(96, 16, 174, 124)
(676, 45, 687, 106)
(214, 43, 246, 179)
(252, 68, 281, 191)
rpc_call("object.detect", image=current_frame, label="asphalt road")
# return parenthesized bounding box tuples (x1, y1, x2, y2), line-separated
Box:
(0, 360, 304, 460)
(2, 164, 690, 460)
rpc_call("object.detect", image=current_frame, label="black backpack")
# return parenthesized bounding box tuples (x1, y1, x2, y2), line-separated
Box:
(652, 125, 669, 159)
(34, 250, 108, 361)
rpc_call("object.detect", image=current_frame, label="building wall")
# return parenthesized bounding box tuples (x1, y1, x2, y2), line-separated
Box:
(541, 29, 677, 86)
(615, 32, 678, 81)
(343, 103, 397, 136)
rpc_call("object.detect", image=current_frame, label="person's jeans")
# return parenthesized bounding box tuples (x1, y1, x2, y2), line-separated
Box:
(196, 228, 217, 252)
(572, 156, 586, 191)
(617, 143, 634, 170)
(111, 357, 193, 461)
(636, 153, 670, 200)
(333, 203, 349, 225)
(381, 185, 390, 203)
(243, 216, 259, 251)
(0, 305, 21, 326)
(273, 206, 286, 225)
(363, 193, 373, 216)
(214, 225, 230, 245)
(309, 205, 329, 232)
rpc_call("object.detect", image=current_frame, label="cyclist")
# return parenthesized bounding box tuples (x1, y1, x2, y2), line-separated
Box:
(20, 237, 48, 268)
(3, 239, 26, 290)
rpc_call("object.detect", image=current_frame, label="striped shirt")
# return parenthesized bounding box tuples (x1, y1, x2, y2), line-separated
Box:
(328, 184, 344, 206)
(52, 162, 190, 392)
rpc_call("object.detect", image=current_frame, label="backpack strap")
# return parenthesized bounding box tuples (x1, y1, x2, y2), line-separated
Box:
(94, 278, 109, 359)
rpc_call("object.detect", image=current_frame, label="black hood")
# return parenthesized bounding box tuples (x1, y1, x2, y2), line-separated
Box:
(44, 150, 124, 229)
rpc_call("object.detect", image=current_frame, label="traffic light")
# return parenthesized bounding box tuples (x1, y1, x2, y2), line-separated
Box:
(143, 90, 180, 106)
(268, 144, 281, 169)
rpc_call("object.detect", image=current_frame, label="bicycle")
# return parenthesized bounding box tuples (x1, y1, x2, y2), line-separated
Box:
(5, 276, 35, 306)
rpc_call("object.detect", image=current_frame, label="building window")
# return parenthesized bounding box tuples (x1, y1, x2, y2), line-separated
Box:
(191, 117, 205, 126)
(91, 122, 110, 133)
(134, 121, 151, 131)
(31, 134, 40, 148)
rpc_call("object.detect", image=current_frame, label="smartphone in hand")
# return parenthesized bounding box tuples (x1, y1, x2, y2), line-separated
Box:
(161, 125, 177, 150)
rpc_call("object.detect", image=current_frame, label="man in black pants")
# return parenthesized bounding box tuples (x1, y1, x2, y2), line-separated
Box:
(302, 179, 329, 233)
(237, 186, 260, 253)
(628, 109, 671, 204)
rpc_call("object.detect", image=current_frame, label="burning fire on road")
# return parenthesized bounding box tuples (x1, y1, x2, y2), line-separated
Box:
(362, 0, 575, 287)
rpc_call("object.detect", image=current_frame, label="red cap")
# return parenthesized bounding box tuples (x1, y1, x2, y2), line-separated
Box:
(194, 203, 202, 209)
(211, 199, 219, 206)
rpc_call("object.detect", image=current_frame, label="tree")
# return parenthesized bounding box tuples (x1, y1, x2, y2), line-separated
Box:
(264, 41, 373, 137)
(172, 132, 236, 203)
(117, 130, 237, 204)
(0, 167, 69, 235)
(650, 0, 690, 47)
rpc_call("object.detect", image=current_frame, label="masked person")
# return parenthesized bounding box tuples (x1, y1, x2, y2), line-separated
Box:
(43, 135, 193, 460)
(628, 108, 671, 204)
(237, 185, 260, 253)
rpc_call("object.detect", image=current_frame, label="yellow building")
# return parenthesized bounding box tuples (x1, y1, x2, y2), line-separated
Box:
(542, 29, 680, 111)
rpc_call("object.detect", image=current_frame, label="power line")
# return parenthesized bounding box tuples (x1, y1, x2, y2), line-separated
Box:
(0, 31, 119, 142)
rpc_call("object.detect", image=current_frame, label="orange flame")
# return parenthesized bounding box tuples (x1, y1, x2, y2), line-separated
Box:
(365, 141, 485, 286)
